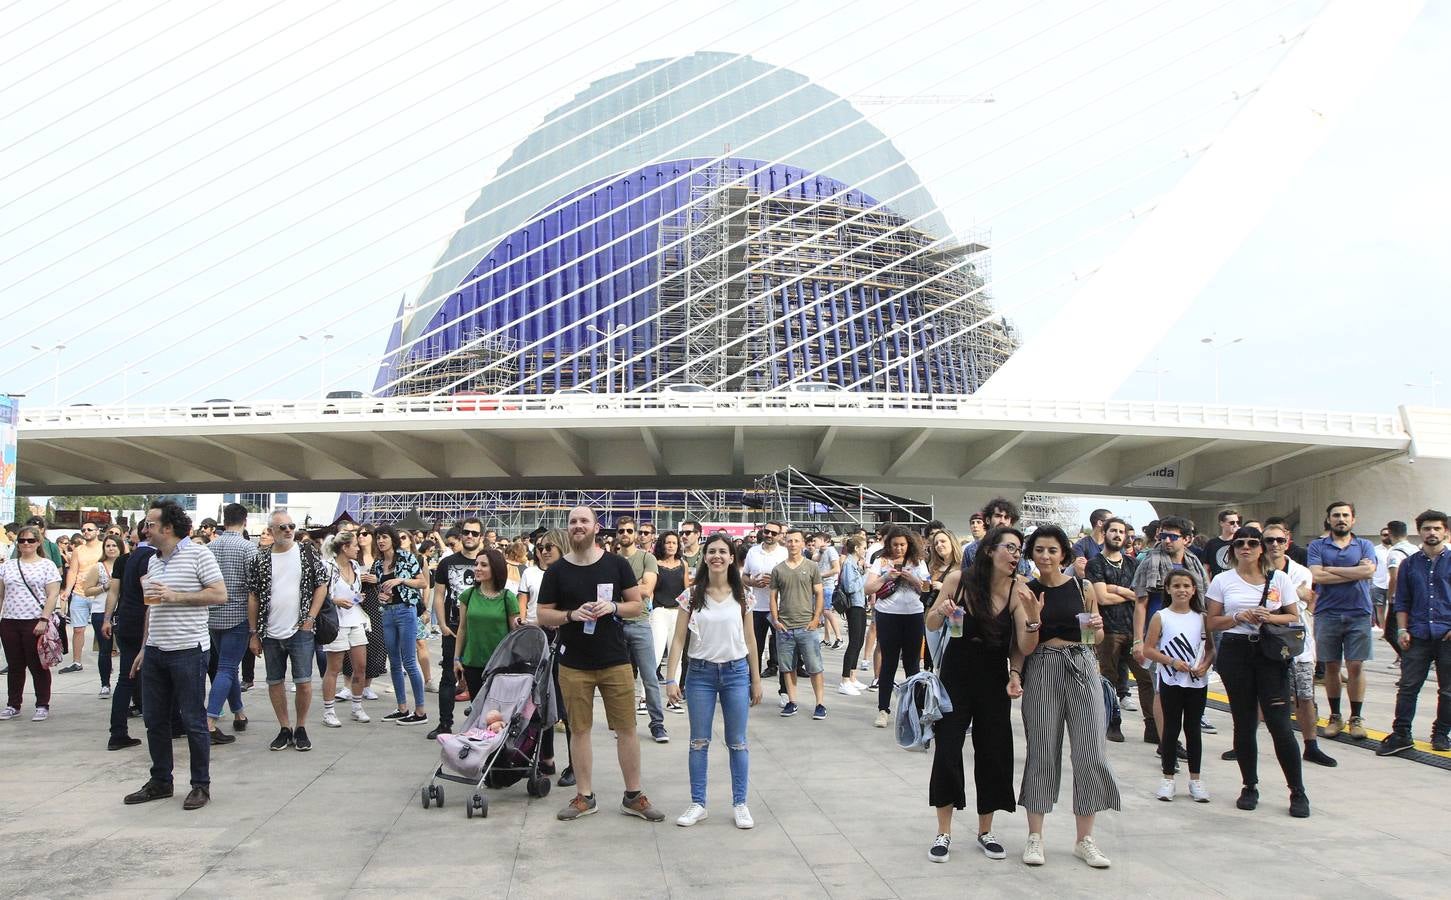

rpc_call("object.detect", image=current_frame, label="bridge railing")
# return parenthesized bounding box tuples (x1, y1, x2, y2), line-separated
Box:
(17, 393, 1404, 438)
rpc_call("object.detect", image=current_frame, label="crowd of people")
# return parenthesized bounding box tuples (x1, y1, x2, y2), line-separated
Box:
(2, 494, 1447, 868)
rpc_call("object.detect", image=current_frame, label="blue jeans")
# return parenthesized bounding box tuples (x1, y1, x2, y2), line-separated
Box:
(622, 619, 664, 728)
(1393, 635, 1451, 739)
(382, 604, 425, 707)
(206, 622, 248, 719)
(685, 657, 751, 806)
(142, 645, 209, 787)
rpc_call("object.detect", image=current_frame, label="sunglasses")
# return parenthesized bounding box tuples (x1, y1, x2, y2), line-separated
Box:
(1159, 533, 1184, 542)
(679, 529, 695, 535)
(617, 527, 634, 534)
(761, 529, 779, 537)
(1224, 520, 1241, 527)
(537, 543, 558, 552)
(275, 523, 296, 531)
(17, 538, 38, 544)
(461, 529, 481, 536)
(1263, 536, 1289, 545)
(1233, 538, 1261, 549)
(640, 531, 655, 537)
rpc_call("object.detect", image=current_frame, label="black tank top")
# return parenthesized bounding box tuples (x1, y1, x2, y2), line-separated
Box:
(654, 563, 686, 609)
(1028, 577, 1088, 643)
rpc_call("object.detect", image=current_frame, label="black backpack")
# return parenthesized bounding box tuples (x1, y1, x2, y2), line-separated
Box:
(309, 550, 340, 646)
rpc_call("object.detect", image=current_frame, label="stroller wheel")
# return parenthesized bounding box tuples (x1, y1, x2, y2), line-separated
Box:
(466, 800, 474, 819)
(420, 786, 430, 810)
(434, 785, 445, 808)
(473, 792, 488, 818)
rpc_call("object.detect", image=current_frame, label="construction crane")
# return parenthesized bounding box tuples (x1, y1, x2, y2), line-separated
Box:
(850, 94, 995, 106)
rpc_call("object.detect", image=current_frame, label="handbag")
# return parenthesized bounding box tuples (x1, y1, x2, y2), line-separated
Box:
(16, 561, 64, 668)
(1252, 572, 1305, 662)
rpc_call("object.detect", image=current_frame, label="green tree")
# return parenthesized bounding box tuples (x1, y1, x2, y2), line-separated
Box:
(12, 494, 34, 524)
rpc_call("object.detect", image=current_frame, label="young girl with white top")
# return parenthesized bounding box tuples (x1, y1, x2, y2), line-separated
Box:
(320, 532, 371, 727)
(1142, 570, 1214, 802)
(665, 532, 763, 830)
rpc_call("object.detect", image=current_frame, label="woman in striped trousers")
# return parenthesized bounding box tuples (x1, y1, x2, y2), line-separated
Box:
(1016, 526, 1121, 870)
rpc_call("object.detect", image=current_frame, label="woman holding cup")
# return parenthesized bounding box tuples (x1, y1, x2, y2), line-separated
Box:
(1017, 525, 1120, 869)
(924, 526, 1041, 864)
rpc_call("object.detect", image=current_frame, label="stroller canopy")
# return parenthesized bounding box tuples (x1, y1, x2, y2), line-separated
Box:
(483, 625, 552, 674)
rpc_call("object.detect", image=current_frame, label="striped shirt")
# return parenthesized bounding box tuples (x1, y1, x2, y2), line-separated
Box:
(145, 538, 224, 651)
(207, 530, 257, 630)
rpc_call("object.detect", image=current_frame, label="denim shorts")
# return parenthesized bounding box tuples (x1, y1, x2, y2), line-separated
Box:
(69, 595, 94, 628)
(263, 632, 317, 684)
(1314, 612, 1373, 663)
(775, 627, 824, 676)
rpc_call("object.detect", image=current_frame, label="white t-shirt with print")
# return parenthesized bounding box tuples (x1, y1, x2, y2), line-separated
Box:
(1206, 569, 1298, 637)
(1279, 558, 1315, 664)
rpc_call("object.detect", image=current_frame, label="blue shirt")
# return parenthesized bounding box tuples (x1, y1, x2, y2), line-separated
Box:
(1392, 549, 1451, 641)
(1072, 536, 1103, 561)
(1307, 536, 1377, 617)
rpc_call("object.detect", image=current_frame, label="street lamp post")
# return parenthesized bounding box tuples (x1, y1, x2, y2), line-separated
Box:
(1136, 356, 1170, 402)
(29, 343, 66, 405)
(587, 324, 627, 393)
(1404, 371, 1441, 407)
(1199, 334, 1243, 404)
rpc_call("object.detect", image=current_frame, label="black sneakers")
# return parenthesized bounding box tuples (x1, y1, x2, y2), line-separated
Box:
(1288, 788, 1310, 818)
(1376, 732, 1415, 757)
(398, 712, 428, 726)
(1236, 786, 1259, 811)
(928, 834, 950, 863)
(293, 727, 312, 751)
(269, 727, 294, 751)
(1303, 744, 1338, 767)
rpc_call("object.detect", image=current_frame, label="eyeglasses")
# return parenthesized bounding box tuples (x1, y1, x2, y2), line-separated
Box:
(1159, 533, 1184, 542)
(1233, 538, 1261, 549)
(1263, 537, 1289, 545)
(461, 529, 481, 536)
(17, 538, 38, 544)
(992, 543, 1022, 555)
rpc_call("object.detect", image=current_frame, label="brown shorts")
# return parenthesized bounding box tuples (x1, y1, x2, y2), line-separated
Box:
(557, 662, 635, 732)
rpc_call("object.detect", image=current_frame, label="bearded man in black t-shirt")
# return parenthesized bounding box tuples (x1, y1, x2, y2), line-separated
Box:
(536, 506, 663, 824)
(428, 516, 482, 739)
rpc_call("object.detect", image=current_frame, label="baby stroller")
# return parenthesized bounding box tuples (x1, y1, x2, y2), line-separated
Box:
(422, 625, 557, 819)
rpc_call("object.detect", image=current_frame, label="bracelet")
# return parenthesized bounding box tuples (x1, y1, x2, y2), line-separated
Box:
(1009, 669, 1021, 677)
(664, 679, 677, 686)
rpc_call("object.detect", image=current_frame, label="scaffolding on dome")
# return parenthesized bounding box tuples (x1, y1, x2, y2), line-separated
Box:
(1020, 493, 1081, 533)
(356, 488, 770, 534)
(753, 467, 934, 534)
(389, 328, 519, 397)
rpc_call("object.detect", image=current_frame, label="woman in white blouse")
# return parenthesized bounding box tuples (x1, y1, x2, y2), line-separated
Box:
(1206, 526, 1308, 819)
(665, 533, 762, 830)
(0, 525, 62, 721)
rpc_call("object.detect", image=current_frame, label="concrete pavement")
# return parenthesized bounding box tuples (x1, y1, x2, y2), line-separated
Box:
(1, 638, 1447, 899)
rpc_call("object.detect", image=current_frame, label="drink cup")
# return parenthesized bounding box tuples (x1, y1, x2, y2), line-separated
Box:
(582, 613, 597, 635)
(1076, 612, 1096, 645)
(948, 607, 965, 639)
(141, 575, 161, 605)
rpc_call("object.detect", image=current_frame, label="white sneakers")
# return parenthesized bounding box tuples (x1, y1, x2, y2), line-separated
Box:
(874, 710, 891, 728)
(362, 687, 381, 700)
(1188, 779, 1210, 803)
(1022, 833, 1045, 866)
(350, 707, 371, 723)
(335, 688, 354, 701)
(1074, 837, 1111, 869)
(676, 803, 708, 827)
(778, 692, 790, 708)
(0, 707, 18, 720)
(733, 804, 754, 829)
(837, 681, 861, 696)
(858, 660, 870, 671)
(1119, 693, 1137, 711)
(31, 707, 48, 722)
(322, 710, 342, 728)
(1156, 777, 1175, 801)
(98, 686, 111, 699)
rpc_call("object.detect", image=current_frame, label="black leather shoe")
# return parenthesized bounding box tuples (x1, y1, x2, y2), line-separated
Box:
(183, 786, 210, 810)
(209, 728, 236, 746)
(233, 717, 248, 732)
(124, 779, 174, 805)
(426, 725, 450, 740)
(107, 736, 142, 751)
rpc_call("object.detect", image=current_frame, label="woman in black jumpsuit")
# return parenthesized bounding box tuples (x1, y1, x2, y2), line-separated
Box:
(925, 526, 1041, 864)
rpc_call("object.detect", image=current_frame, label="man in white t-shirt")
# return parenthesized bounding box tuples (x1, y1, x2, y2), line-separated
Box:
(246, 511, 328, 753)
(743, 522, 788, 679)
(1383, 520, 1416, 658)
(1264, 523, 1336, 768)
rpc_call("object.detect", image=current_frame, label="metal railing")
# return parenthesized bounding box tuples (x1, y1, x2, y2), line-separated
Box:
(17, 393, 1406, 440)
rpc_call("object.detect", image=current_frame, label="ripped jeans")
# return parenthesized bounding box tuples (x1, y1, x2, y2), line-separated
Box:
(685, 656, 751, 806)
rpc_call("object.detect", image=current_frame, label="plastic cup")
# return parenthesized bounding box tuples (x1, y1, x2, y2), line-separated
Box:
(948, 607, 965, 638)
(1076, 612, 1096, 645)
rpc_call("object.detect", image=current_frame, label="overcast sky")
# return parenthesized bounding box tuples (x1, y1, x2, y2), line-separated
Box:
(1, 0, 1444, 413)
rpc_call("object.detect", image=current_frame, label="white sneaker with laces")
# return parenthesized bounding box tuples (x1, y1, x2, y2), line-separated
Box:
(676, 803, 708, 827)
(335, 688, 354, 701)
(1022, 832, 1045, 866)
(858, 660, 870, 671)
(874, 709, 891, 728)
(287, 682, 296, 693)
(351, 707, 371, 723)
(98, 686, 111, 699)
(837, 682, 860, 696)
(928, 833, 951, 863)
(1119, 694, 1137, 711)
(362, 687, 380, 700)
(322, 710, 342, 728)
(0, 707, 18, 720)
(1074, 836, 1111, 869)
(733, 804, 754, 829)
(31, 707, 49, 722)
(1156, 777, 1175, 801)
(1188, 779, 1210, 803)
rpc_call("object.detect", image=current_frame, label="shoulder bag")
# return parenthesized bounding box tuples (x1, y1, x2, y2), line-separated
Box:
(16, 562, 65, 668)
(1252, 572, 1305, 662)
